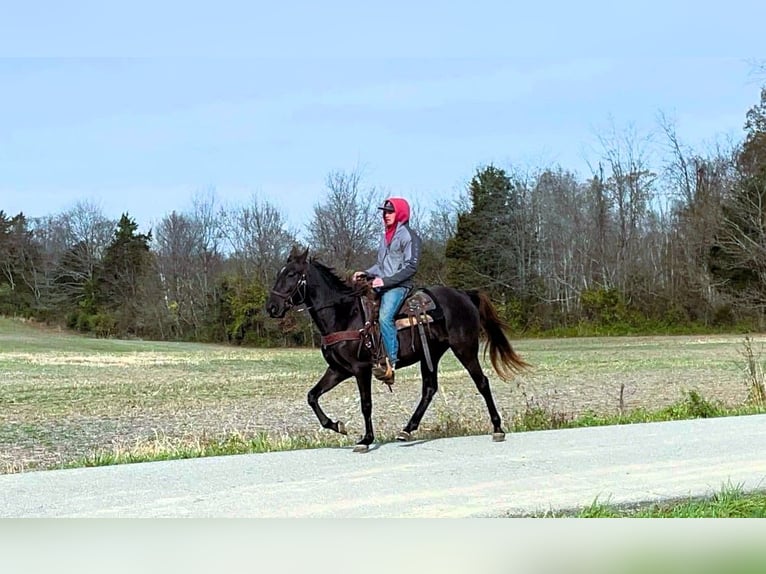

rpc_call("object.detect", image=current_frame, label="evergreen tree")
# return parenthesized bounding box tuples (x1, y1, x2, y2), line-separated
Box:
(740, 87, 766, 178)
(97, 213, 153, 335)
(445, 165, 515, 299)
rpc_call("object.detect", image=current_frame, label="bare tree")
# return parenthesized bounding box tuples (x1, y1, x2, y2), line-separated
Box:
(714, 177, 766, 317)
(0, 212, 42, 311)
(153, 204, 225, 339)
(422, 197, 460, 245)
(659, 115, 736, 320)
(305, 169, 381, 272)
(417, 197, 460, 285)
(0, 211, 22, 294)
(42, 201, 115, 310)
(222, 194, 297, 284)
(533, 168, 591, 316)
(747, 58, 766, 84)
(591, 122, 658, 294)
(505, 168, 541, 298)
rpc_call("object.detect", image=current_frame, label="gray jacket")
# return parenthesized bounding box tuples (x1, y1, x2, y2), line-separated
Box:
(365, 222, 422, 290)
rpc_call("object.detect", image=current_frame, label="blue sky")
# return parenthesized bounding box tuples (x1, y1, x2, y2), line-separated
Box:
(1, 2, 763, 233)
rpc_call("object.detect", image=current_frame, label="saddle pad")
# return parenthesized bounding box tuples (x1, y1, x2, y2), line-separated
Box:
(394, 314, 434, 330)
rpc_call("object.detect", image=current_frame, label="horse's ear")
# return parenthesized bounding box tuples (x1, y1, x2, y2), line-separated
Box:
(288, 245, 309, 263)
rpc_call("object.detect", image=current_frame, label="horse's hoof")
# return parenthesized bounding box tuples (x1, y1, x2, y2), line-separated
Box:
(492, 432, 506, 442)
(352, 443, 369, 453)
(337, 421, 347, 435)
(396, 430, 412, 442)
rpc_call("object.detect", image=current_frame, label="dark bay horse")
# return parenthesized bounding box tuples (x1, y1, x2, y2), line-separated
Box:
(265, 246, 529, 452)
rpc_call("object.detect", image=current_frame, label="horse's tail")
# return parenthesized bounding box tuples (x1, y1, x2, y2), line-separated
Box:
(467, 290, 530, 381)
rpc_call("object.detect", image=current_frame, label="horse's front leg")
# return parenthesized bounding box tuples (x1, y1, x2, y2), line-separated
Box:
(307, 367, 351, 435)
(352, 367, 374, 453)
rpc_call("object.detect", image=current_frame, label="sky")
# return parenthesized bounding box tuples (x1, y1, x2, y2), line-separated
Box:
(1, 2, 764, 235)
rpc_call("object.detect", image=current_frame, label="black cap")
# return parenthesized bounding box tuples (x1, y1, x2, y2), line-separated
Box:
(377, 200, 395, 213)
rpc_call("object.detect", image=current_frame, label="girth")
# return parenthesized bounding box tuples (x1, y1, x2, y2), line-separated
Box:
(320, 329, 362, 346)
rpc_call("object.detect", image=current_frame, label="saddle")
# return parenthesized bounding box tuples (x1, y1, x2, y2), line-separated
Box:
(318, 286, 441, 390)
(359, 288, 440, 374)
(394, 290, 438, 330)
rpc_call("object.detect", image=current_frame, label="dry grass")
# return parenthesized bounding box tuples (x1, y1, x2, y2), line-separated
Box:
(0, 317, 758, 473)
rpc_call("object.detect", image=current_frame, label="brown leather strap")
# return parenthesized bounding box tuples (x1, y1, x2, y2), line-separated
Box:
(321, 329, 362, 346)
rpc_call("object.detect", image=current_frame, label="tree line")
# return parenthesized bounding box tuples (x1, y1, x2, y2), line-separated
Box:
(3, 87, 766, 345)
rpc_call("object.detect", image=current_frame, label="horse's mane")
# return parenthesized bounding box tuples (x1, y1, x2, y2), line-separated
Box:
(309, 258, 355, 293)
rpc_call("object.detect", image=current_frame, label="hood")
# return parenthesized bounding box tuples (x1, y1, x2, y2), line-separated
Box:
(386, 197, 410, 225)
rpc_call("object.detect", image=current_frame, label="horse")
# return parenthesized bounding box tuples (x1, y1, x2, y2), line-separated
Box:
(265, 246, 529, 452)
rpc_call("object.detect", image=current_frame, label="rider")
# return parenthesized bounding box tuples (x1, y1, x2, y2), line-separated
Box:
(353, 197, 421, 385)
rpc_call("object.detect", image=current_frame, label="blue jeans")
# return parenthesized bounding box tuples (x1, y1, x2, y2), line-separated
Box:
(378, 287, 408, 365)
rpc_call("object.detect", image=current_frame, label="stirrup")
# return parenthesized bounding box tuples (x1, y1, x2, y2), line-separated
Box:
(372, 357, 395, 389)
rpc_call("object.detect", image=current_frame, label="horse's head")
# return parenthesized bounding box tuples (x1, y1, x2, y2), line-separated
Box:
(266, 246, 309, 318)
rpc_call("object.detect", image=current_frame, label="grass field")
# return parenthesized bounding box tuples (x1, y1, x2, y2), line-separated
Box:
(0, 316, 762, 474)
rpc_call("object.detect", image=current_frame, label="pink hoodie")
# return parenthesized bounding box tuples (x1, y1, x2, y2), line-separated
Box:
(384, 197, 410, 245)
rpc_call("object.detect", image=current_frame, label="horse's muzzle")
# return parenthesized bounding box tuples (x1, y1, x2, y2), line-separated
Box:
(265, 300, 285, 318)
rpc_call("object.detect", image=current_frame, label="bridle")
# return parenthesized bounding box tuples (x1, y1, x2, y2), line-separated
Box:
(269, 272, 307, 311)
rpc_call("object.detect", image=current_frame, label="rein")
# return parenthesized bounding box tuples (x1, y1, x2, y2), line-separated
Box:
(308, 285, 371, 312)
(272, 269, 370, 313)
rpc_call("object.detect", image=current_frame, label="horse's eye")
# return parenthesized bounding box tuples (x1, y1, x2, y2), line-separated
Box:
(286, 271, 297, 278)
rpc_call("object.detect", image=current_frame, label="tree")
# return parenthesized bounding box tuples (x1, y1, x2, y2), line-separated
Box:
(710, 177, 766, 316)
(222, 194, 296, 285)
(45, 201, 115, 317)
(594, 123, 657, 294)
(153, 192, 226, 340)
(739, 87, 766, 178)
(446, 165, 516, 297)
(96, 213, 153, 335)
(659, 115, 736, 322)
(0, 211, 39, 315)
(305, 169, 380, 273)
(708, 87, 766, 322)
(417, 198, 461, 286)
(217, 194, 300, 344)
(533, 168, 591, 321)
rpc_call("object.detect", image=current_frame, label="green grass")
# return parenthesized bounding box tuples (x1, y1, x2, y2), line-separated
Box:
(2, 316, 766, 476)
(565, 483, 766, 517)
(65, 429, 352, 468)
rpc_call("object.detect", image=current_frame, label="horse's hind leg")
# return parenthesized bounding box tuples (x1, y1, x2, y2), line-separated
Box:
(453, 345, 506, 441)
(307, 367, 351, 435)
(398, 350, 444, 441)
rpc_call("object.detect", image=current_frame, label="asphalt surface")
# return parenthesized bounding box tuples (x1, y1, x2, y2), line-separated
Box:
(2, 414, 766, 517)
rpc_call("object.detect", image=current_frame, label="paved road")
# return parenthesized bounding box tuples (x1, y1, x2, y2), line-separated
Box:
(2, 414, 766, 517)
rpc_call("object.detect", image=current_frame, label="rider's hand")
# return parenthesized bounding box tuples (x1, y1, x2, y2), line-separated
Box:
(371, 277, 384, 289)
